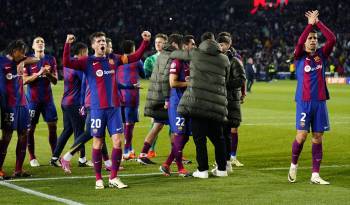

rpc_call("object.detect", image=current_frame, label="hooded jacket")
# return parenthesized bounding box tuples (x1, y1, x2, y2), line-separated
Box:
(170, 40, 230, 122)
(144, 44, 176, 120)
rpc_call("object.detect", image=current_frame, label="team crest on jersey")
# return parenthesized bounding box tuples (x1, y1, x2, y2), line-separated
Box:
(314, 56, 321, 62)
(304, 65, 311, 72)
(109, 59, 115, 65)
(170, 62, 177, 69)
(96, 69, 103, 77)
(300, 121, 305, 128)
(6, 73, 13, 80)
(93, 129, 98, 134)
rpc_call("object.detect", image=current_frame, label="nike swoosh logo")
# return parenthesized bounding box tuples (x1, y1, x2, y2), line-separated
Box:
(117, 128, 122, 131)
(93, 62, 99, 66)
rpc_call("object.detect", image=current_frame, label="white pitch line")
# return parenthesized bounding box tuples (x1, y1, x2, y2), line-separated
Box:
(0, 181, 84, 205)
(258, 164, 350, 171)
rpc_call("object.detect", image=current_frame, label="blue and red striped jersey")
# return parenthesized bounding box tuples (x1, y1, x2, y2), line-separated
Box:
(169, 59, 190, 99)
(63, 41, 148, 109)
(294, 21, 336, 102)
(24, 54, 57, 103)
(117, 60, 144, 107)
(80, 74, 91, 108)
(0, 56, 27, 107)
(61, 65, 83, 107)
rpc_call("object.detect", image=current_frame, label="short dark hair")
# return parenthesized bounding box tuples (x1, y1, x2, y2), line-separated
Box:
(155, 33, 168, 42)
(218, 32, 231, 38)
(89, 32, 106, 44)
(183, 35, 195, 45)
(121, 40, 135, 54)
(71, 42, 88, 56)
(310, 29, 318, 34)
(217, 35, 232, 45)
(201, 32, 215, 42)
(5, 39, 27, 55)
(168, 34, 183, 48)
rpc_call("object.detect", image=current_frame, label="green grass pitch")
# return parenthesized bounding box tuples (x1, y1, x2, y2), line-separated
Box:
(0, 80, 349, 205)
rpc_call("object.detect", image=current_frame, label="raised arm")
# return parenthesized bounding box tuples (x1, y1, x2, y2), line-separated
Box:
(123, 31, 151, 64)
(63, 35, 88, 70)
(294, 24, 313, 59)
(294, 11, 317, 59)
(316, 21, 336, 58)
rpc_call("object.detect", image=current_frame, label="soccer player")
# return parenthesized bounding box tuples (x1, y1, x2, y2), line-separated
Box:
(24, 36, 58, 167)
(218, 32, 245, 167)
(50, 42, 92, 167)
(139, 34, 183, 165)
(143, 33, 168, 158)
(0, 40, 35, 178)
(159, 35, 196, 177)
(63, 31, 150, 189)
(117, 40, 145, 160)
(288, 10, 336, 185)
(59, 37, 147, 172)
(217, 34, 246, 173)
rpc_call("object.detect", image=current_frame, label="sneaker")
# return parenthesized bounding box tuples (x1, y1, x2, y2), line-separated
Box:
(79, 160, 93, 167)
(60, 158, 71, 174)
(173, 157, 192, 165)
(147, 150, 157, 158)
(230, 158, 244, 167)
(192, 169, 208, 179)
(182, 157, 192, 165)
(109, 177, 128, 189)
(95, 179, 105, 189)
(105, 165, 112, 172)
(310, 173, 330, 185)
(30, 159, 40, 167)
(129, 152, 136, 160)
(178, 168, 191, 177)
(211, 168, 228, 177)
(137, 157, 156, 165)
(0, 170, 11, 180)
(226, 162, 233, 173)
(50, 158, 62, 167)
(159, 164, 171, 176)
(12, 170, 31, 178)
(288, 163, 297, 183)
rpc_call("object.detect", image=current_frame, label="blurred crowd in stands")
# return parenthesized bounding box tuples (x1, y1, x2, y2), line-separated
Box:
(1, 0, 349, 79)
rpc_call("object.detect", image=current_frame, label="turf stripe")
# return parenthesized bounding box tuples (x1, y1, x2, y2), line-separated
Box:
(0, 181, 84, 205)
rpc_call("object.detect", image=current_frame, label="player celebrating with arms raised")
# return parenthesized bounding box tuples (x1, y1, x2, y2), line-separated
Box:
(63, 31, 150, 189)
(288, 10, 336, 185)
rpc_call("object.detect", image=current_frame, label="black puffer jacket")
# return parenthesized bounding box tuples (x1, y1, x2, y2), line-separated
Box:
(170, 40, 230, 122)
(144, 44, 175, 120)
(226, 54, 246, 127)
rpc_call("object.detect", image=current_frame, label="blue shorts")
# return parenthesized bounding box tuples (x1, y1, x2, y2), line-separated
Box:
(168, 100, 191, 136)
(90, 107, 123, 137)
(1, 106, 30, 131)
(296, 101, 330, 133)
(28, 102, 58, 124)
(121, 106, 139, 123)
